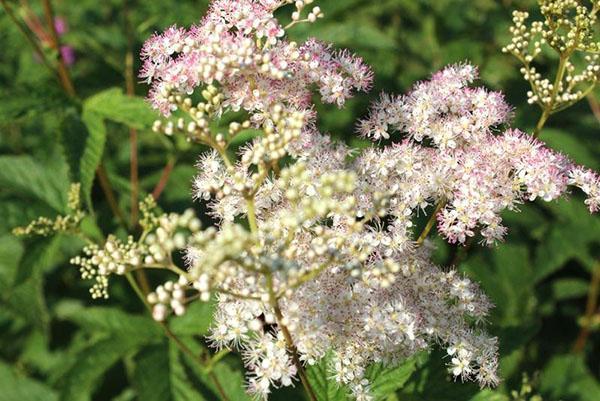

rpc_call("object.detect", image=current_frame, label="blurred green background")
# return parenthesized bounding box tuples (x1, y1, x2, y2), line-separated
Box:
(0, 0, 598, 400)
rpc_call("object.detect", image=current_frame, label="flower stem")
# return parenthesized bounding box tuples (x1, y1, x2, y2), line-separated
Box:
(573, 261, 600, 353)
(266, 273, 318, 401)
(246, 198, 258, 234)
(97, 165, 129, 229)
(532, 53, 568, 139)
(152, 157, 176, 200)
(416, 201, 446, 246)
(41, 0, 76, 97)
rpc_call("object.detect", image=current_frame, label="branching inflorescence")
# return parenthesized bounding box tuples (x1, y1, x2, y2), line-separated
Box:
(503, 0, 600, 136)
(14, 1, 600, 401)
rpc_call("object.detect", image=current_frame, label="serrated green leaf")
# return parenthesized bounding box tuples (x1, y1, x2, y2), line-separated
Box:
(80, 109, 107, 210)
(3, 272, 50, 333)
(0, 360, 59, 401)
(59, 335, 153, 401)
(59, 109, 89, 183)
(228, 129, 263, 148)
(463, 244, 536, 325)
(399, 350, 479, 401)
(542, 128, 599, 169)
(176, 336, 253, 401)
(78, 88, 157, 209)
(306, 355, 351, 401)
(84, 87, 157, 129)
(365, 352, 425, 400)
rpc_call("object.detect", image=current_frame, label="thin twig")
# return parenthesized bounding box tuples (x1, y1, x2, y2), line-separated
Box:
(416, 201, 446, 246)
(0, 0, 55, 76)
(587, 95, 600, 123)
(41, 0, 76, 97)
(573, 262, 600, 353)
(97, 165, 129, 228)
(152, 158, 176, 200)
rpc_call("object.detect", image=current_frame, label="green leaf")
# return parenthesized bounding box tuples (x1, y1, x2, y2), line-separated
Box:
(78, 88, 158, 208)
(176, 337, 253, 401)
(59, 109, 89, 183)
(540, 354, 600, 401)
(0, 360, 59, 401)
(169, 300, 215, 336)
(306, 355, 351, 401)
(228, 129, 263, 148)
(0, 234, 24, 291)
(463, 244, 536, 325)
(134, 342, 209, 401)
(1, 256, 50, 333)
(542, 128, 599, 169)
(534, 200, 600, 282)
(55, 302, 162, 340)
(14, 235, 63, 286)
(84, 88, 157, 129)
(80, 109, 107, 210)
(399, 350, 480, 401)
(550, 278, 589, 301)
(0, 155, 68, 212)
(365, 353, 425, 400)
(59, 335, 153, 401)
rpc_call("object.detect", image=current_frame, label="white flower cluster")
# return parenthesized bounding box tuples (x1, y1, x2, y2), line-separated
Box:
(136, 1, 600, 400)
(178, 156, 499, 399)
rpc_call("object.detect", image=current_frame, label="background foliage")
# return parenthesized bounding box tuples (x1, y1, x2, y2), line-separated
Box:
(0, 0, 598, 400)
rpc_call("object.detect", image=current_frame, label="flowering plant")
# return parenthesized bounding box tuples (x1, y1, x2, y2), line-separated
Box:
(1, 0, 599, 400)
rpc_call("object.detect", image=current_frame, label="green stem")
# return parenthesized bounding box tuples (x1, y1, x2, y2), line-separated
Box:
(532, 53, 568, 138)
(246, 198, 258, 234)
(416, 201, 446, 246)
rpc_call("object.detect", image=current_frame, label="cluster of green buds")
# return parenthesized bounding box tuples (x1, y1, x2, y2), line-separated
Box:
(503, 0, 599, 128)
(242, 104, 305, 166)
(152, 85, 230, 146)
(70, 196, 202, 299)
(287, 0, 324, 29)
(13, 183, 84, 237)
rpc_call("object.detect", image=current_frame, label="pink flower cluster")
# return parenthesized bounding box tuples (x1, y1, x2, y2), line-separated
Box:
(358, 64, 600, 245)
(140, 0, 372, 117)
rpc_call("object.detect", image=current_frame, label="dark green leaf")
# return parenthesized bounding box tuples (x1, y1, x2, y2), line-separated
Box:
(306, 355, 351, 401)
(0, 155, 68, 212)
(0, 360, 59, 401)
(55, 302, 162, 340)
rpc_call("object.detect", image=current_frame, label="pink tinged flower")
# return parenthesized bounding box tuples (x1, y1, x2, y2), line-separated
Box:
(54, 17, 68, 35)
(60, 45, 75, 66)
(569, 166, 600, 212)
